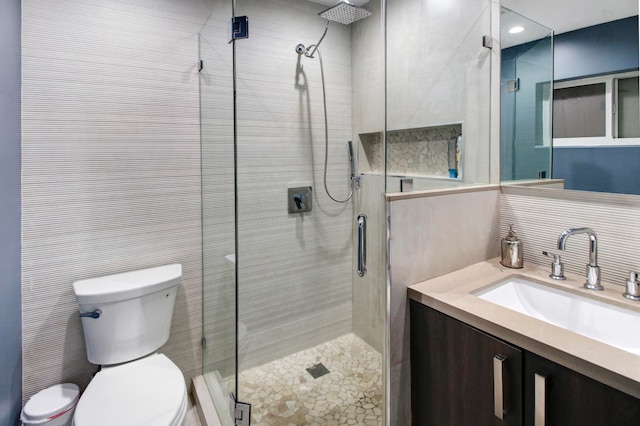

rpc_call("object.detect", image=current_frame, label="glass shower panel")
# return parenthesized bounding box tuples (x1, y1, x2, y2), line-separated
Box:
(511, 35, 553, 179)
(500, 8, 553, 182)
(386, 0, 493, 192)
(199, 1, 237, 424)
(232, 0, 385, 424)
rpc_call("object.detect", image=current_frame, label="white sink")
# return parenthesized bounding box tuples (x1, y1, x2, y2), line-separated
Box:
(474, 276, 640, 355)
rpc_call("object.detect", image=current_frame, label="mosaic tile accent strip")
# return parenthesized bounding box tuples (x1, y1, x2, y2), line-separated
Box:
(360, 124, 462, 177)
(237, 333, 382, 426)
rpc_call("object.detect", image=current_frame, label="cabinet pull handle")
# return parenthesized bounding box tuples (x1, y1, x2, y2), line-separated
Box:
(534, 373, 547, 426)
(493, 354, 507, 420)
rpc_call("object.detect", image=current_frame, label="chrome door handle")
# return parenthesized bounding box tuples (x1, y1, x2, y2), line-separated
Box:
(493, 354, 507, 420)
(357, 214, 367, 277)
(535, 373, 547, 426)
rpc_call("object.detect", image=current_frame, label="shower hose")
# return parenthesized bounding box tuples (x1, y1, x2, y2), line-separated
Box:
(317, 47, 353, 203)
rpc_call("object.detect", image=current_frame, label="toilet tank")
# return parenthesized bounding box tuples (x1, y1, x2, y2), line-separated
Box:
(73, 264, 182, 365)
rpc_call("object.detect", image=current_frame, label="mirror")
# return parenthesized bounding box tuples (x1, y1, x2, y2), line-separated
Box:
(500, 0, 639, 195)
(500, 8, 553, 183)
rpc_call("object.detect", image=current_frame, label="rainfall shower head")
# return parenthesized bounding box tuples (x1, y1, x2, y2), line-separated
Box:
(319, 0, 373, 25)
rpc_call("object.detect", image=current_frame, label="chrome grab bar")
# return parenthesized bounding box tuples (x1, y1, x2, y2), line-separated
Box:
(357, 214, 367, 277)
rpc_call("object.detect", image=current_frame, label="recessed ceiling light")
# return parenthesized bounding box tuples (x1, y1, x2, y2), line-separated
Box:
(509, 26, 525, 34)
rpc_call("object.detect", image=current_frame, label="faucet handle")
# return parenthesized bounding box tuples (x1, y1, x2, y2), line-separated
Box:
(543, 251, 566, 280)
(624, 272, 640, 301)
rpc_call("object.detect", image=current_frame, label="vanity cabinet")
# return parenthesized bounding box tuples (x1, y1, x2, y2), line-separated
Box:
(410, 300, 640, 426)
(410, 300, 523, 425)
(523, 351, 640, 425)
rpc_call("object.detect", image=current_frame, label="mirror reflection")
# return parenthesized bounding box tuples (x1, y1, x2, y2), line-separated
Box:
(500, 0, 639, 195)
(500, 8, 553, 182)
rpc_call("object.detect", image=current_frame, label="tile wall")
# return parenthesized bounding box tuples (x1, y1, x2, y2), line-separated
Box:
(386, 0, 494, 186)
(351, 0, 386, 356)
(360, 124, 462, 177)
(388, 186, 501, 425)
(21, 0, 212, 402)
(501, 185, 640, 288)
(201, 0, 357, 375)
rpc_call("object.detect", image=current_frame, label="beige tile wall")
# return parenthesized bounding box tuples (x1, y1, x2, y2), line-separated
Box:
(386, 0, 493, 186)
(201, 0, 357, 374)
(500, 185, 640, 288)
(388, 186, 501, 425)
(351, 0, 386, 356)
(199, 0, 236, 381)
(21, 0, 212, 402)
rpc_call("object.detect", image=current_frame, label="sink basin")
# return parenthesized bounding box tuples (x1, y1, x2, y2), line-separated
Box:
(474, 276, 640, 355)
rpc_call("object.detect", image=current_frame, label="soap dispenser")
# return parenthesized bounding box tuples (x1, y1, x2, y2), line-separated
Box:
(500, 224, 523, 269)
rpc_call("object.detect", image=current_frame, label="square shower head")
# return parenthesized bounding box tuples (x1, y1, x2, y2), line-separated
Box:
(319, 1, 373, 25)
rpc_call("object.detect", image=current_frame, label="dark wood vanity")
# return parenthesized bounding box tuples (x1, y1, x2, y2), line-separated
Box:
(410, 300, 640, 425)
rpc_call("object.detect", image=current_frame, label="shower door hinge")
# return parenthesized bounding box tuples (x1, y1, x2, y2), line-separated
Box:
(201, 336, 207, 349)
(230, 393, 251, 426)
(507, 78, 520, 93)
(482, 35, 493, 49)
(229, 16, 249, 43)
(198, 60, 203, 72)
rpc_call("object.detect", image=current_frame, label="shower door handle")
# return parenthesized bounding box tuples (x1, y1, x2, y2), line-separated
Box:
(357, 214, 367, 277)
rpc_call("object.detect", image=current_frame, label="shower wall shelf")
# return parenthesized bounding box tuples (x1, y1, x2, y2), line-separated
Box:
(358, 123, 463, 179)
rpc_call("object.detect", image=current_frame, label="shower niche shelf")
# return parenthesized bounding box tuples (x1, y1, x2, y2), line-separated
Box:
(358, 123, 463, 179)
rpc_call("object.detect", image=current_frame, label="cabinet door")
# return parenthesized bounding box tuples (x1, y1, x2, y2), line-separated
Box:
(410, 300, 523, 425)
(524, 351, 640, 426)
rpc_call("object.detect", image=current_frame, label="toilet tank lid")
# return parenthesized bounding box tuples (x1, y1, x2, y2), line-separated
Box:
(73, 264, 182, 305)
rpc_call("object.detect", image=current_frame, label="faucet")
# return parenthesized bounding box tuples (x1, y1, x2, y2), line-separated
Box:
(557, 227, 603, 291)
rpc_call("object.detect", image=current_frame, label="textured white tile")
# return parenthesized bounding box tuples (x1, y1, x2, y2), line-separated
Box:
(201, 0, 356, 376)
(501, 186, 640, 288)
(22, 0, 210, 403)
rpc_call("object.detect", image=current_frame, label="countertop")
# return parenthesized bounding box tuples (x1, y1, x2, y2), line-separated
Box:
(407, 258, 640, 399)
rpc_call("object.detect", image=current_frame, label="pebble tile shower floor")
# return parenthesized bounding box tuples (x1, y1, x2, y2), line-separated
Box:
(238, 333, 382, 425)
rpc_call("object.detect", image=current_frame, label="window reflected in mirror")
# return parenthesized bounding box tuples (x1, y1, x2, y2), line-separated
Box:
(553, 83, 606, 138)
(617, 76, 640, 138)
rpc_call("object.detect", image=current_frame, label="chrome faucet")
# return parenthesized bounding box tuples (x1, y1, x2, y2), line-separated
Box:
(557, 227, 603, 291)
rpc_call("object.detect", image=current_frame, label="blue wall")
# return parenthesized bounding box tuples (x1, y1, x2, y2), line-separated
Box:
(554, 16, 639, 81)
(554, 147, 640, 195)
(551, 16, 640, 195)
(0, 0, 22, 424)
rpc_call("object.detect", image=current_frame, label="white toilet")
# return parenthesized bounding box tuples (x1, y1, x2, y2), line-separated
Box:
(71, 264, 187, 426)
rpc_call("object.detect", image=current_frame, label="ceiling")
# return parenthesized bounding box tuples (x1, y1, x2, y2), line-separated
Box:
(501, 0, 637, 35)
(305, 0, 637, 46)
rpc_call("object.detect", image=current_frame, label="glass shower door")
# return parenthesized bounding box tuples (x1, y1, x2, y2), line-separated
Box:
(232, 0, 385, 424)
(199, 1, 237, 424)
(500, 8, 553, 181)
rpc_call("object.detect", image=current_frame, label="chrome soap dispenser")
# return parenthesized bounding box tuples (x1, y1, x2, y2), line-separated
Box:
(501, 224, 523, 269)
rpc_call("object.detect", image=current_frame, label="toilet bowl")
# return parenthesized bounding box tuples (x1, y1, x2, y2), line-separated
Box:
(72, 264, 187, 426)
(73, 354, 187, 426)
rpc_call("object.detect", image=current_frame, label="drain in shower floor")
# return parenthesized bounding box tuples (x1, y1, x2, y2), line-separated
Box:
(306, 362, 330, 379)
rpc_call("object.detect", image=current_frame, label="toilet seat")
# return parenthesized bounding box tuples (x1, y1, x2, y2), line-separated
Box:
(73, 353, 187, 426)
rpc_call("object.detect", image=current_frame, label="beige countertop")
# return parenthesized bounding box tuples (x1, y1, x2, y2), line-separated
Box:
(407, 258, 640, 399)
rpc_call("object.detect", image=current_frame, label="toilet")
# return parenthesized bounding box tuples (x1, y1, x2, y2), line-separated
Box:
(71, 264, 187, 426)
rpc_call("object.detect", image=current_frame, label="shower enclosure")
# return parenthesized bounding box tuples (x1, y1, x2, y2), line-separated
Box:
(199, 0, 386, 424)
